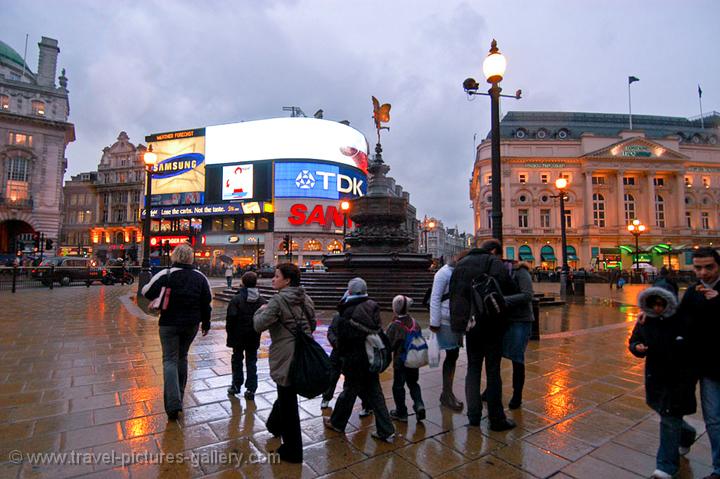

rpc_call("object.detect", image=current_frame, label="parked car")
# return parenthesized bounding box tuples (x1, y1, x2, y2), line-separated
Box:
(31, 256, 107, 286)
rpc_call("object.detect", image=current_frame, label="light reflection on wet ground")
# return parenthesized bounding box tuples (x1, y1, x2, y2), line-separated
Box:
(0, 283, 714, 478)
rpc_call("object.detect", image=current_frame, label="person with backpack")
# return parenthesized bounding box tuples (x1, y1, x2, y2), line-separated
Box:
(142, 243, 212, 421)
(387, 295, 427, 422)
(429, 251, 469, 412)
(253, 263, 316, 463)
(324, 278, 395, 442)
(449, 239, 517, 431)
(321, 294, 372, 416)
(226, 271, 266, 400)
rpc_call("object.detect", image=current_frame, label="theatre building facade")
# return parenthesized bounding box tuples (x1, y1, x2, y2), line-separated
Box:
(470, 111, 720, 271)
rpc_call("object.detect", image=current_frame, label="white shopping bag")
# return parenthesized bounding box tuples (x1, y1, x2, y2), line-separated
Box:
(428, 332, 441, 368)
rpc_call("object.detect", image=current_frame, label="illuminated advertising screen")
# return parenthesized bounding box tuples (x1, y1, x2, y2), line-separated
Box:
(147, 129, 206, 195)
(222, 164, 254, 200)
(274, 161, 366, 200)
(205, 118, 369, 172)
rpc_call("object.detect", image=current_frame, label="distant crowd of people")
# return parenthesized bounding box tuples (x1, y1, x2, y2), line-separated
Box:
(141, 241, 720, 478)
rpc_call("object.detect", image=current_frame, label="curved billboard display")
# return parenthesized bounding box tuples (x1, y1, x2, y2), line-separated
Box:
(274, 160, 366, 200)
(205, 118, 369, 172)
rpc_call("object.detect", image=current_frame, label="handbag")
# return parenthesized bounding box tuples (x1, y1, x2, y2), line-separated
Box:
(149, 269, 172, 311)
(279, 297, 332, 399)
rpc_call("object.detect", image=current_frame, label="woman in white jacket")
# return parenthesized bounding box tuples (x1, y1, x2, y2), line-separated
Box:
(429, 251, 468, 411)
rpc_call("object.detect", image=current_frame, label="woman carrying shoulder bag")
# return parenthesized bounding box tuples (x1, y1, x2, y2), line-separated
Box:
(142, 243, 212, 421)
(254, 263, 316, 464)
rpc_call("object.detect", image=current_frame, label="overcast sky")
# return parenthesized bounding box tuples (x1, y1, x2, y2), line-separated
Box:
(4, 0, 719, 232)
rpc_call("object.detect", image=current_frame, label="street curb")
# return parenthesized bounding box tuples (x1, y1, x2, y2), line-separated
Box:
(119, 294, 158, 321)
(541, 320, 633, 339)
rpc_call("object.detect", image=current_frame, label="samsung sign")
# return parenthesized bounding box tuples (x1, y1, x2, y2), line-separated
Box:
(275, 161, 366, 199)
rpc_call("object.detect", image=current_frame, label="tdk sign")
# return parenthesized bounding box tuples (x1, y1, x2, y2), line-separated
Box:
(275, 161, 366, 199)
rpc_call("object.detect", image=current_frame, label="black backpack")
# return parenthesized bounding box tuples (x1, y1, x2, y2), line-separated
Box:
(281, 299, 332, 399)
(467, 273, 508, 332)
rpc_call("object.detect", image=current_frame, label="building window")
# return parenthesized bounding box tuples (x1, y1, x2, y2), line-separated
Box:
(327, 240, 342, 253)
(304, 240, 322, 251)
(6, 157, 29, 182)
(564, 210, 572, 229)
(486, 210, 492, 229)
(9, 132, 32, 147)
(70, 194, 77, 205)
(702, 177, 711, 188)
(132, 190, 141, 203)
(222, 217, 235, 232)
(484, 174, 491, 185)
(686, 212, 692, 228)
(702, 212, 710, 230)
(518, 209, 529, 228)
(592, 193, 606, 227)
(540, 209, 551, 228)
(655, 195, 665, 228)
(102, 209, 108, 223)
(541, 174, 549, 184)
(519, 173, 527, 184)
(654, 178, 665, 187)
(592, 176, 606, 185)
(113, 209, 125, 223)
(623, 176, 635, 186)
(560, 173, 571, 182)
(0, 95, 9, 110)
(624, 193, 636, 223)
(31, 100, 45, 116)
(257, 216, 270, 231)
(244, 217, 256, 231)
(685, 177, 692, 188)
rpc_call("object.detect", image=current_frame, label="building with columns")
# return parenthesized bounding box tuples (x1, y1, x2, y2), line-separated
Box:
(60, 171, 96, 256)
(470, 111, 720, 271)
(0, 37, 75, 255)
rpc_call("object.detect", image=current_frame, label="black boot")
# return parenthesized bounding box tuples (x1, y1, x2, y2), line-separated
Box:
(440, 349, 463, 411)
(509, 361, 525, 410)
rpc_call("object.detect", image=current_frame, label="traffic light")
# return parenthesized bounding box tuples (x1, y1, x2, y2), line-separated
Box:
(45, 239, 53, 251)
(283, 234, 291, 255)
(32, 232, 40, 251)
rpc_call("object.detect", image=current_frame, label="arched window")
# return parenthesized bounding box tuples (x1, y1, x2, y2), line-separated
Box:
(655, 194, 665, 228)
(115, 232, 125, 244)
(518, 245, 534, 262)
(31, 100, 45, 116)
(327, 240, 342, 253)
(592, 193, 605, 227)
(624, 193, 636, 223)
(304, 240, 322, 251)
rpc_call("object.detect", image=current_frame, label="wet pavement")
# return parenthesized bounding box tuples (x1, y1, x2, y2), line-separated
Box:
(0, 283, 715, 478)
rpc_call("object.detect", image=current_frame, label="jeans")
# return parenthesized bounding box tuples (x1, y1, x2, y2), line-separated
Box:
(231, 346, 258, 393)
(465, 330, 506, 424)
(266, 384, 302, 462)
(392, 365, 424, 415)
(226, 276, 232, 288)
(330, 373, 394, 439)
(159, 324, 199, 414)
(701, 377, 720, 475)
(656, 415, 696, 475)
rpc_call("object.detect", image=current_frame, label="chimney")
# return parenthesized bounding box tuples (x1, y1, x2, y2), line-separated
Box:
(37, 37, 60, 87)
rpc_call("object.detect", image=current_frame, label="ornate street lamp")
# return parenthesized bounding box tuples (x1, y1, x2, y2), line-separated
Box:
(463, 39, 522, 244)
(553, 178, 570, 297)
(422, 219, 436, 255)
(340, 200, 350, 251)
(137, 145, 157, 296)
(627, 219, 647, 282)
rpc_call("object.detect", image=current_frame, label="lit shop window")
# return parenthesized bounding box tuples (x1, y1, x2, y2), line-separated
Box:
(31, 100, 45, 116)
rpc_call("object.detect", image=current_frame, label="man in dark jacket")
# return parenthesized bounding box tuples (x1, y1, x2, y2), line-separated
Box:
(630, 286, 697, 479)
(142, 243, 212, 420)
(324, 278, 395, 442)
(226, 271, 266, 400)
(681, 248, 720, 479)
(449, 239, 517, 431)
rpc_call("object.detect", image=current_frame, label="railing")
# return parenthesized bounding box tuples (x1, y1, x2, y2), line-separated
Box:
(0, 196, 33, 208)
(0, 265, 138, 293)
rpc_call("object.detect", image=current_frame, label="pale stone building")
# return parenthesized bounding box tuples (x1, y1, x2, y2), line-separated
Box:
(60, 171, 97, 256)
(0, 37, 74, 255)
(471, 111, 720, 271)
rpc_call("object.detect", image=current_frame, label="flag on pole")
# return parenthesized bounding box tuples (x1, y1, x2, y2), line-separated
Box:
(629, 76, 640, 84)
(698, 84, 703, 98)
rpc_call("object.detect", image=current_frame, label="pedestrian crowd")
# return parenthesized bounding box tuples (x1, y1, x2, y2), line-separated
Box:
(142, 241, 720, 478)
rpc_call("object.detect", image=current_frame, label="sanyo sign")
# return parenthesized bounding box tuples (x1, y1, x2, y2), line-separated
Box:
(274, 161, 366, 200)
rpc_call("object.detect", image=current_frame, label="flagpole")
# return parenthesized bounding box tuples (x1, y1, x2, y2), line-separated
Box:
(698, 85, 705, 129)
(628, 81, 633, 130)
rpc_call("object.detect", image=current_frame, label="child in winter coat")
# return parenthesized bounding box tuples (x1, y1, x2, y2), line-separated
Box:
(226, 272, 267, 400)
(386, 295, 426, 422)
(629, 286, 698, 479)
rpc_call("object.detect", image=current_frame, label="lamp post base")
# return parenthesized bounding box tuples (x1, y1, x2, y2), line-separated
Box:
(559, 270, 568, 299)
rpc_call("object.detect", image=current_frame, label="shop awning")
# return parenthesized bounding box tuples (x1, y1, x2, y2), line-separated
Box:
(541, 253, 556, 261)
(600, 247, 620, 254)
(619, 245, 635, 254)
(519, 253, 535, 261)
(567, 253, 579, 261)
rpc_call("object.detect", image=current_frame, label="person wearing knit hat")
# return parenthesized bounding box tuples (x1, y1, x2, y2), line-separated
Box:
(386, 295, 426, 423)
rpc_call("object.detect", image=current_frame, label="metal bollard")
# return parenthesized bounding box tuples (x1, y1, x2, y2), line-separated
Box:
(12, 266, 17, 293)
(531, 298, 540, 340)
(49, 265, 54, 289)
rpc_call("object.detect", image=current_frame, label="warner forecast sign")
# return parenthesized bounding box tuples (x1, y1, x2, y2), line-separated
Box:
(274, 161, 366, 200)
